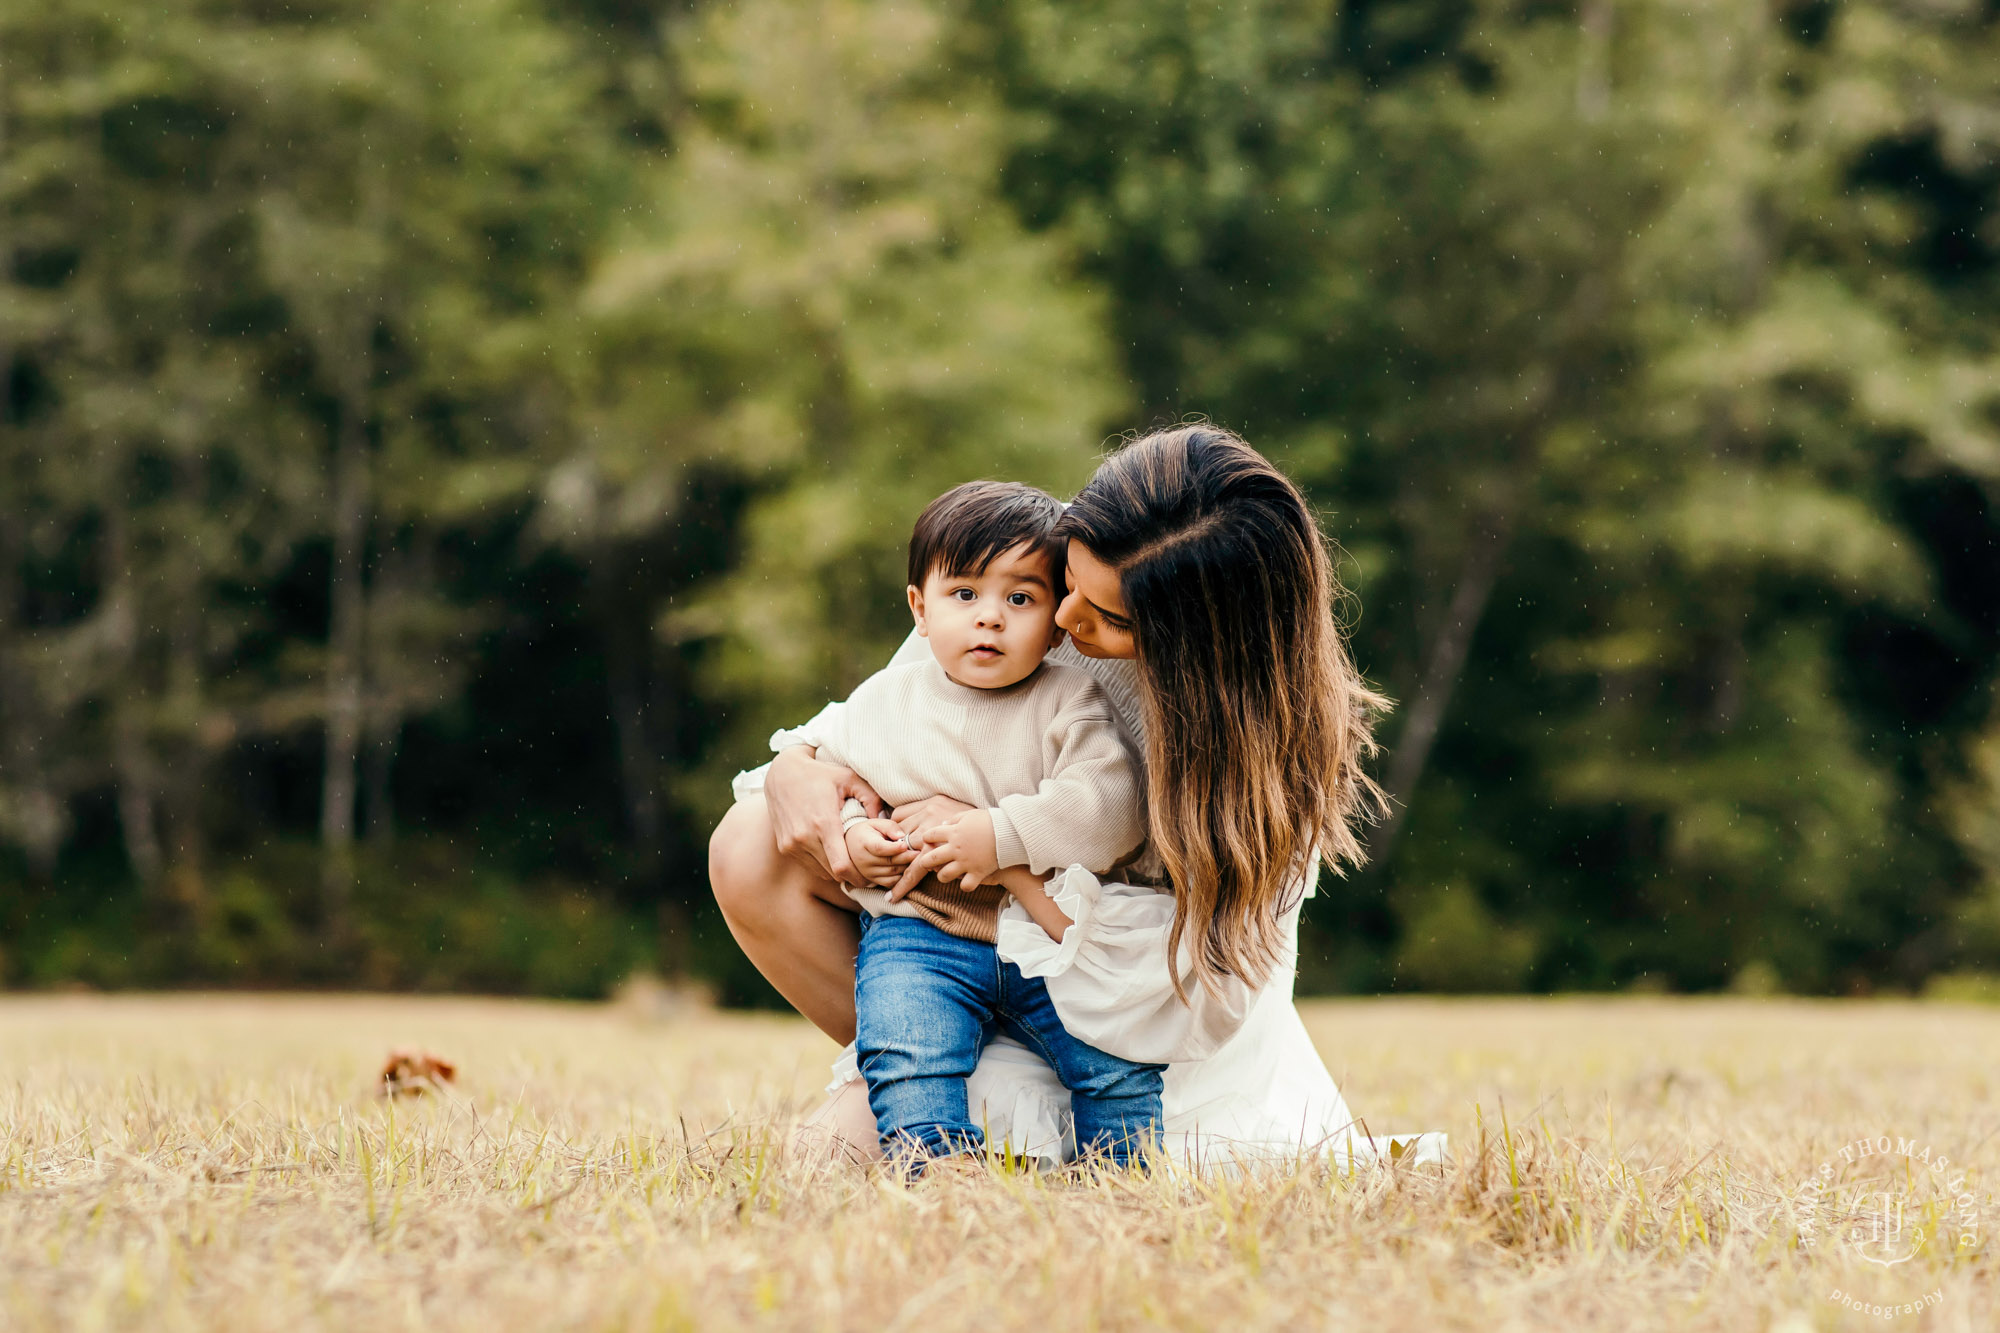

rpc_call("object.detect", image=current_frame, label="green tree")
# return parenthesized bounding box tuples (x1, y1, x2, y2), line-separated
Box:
(1, 0, 313, 920)
(967, 0, 2000, 991)
(1, 0, 615, 946)
(563, 0, 1125, 941)
(1509, 0, 2000, 988)
(7, 0, 2000, 1000)
(226, 0, 613, 932)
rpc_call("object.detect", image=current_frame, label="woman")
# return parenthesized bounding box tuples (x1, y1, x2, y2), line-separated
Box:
(709, 425, 1442, 1167)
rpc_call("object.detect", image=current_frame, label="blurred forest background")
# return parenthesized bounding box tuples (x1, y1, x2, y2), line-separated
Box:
(5, 0, 2000, 1003)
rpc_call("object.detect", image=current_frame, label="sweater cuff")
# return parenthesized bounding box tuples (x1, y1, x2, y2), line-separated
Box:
(989, 808, 1028, 870)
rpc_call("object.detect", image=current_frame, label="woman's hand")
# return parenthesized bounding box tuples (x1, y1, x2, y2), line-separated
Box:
(845, 818, 917, 888)
(889, 808, 999, 899)
(766, 746, 884, 887)
(887, 794, 976, 843)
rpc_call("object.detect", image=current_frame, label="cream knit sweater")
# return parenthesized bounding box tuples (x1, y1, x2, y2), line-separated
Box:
(771, 653, 1145, 943)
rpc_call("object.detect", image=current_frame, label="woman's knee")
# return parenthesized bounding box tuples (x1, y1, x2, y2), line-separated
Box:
(708, 798, 778, 921)
(710, 797, 846, 924)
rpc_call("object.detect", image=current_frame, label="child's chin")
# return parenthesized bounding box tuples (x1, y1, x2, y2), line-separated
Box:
(962, 656, 1035, 687)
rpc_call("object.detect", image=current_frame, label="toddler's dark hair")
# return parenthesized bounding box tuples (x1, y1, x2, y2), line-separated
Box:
(907, 480, 1066, 589)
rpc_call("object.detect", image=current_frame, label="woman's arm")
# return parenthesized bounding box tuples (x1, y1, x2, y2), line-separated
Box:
(764, 745, 884, 887)
(754, 628, 940, 884)
(710, 627, 929, 1045)
(992, 865, 1070, 941)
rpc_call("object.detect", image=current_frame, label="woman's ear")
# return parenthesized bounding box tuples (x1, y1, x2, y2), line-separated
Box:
(906, 584, 929, 637)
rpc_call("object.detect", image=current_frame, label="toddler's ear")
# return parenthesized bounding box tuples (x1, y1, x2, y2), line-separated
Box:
(1048, 624, 1067, 650)
(906, 584, 929, 637)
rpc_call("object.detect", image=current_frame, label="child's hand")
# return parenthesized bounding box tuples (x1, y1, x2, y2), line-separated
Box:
(845, 818, 917, 888)
(889, 809, 998, 900)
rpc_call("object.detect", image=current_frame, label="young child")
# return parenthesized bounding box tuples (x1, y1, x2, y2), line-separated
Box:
(772, 480, 1163, 1166)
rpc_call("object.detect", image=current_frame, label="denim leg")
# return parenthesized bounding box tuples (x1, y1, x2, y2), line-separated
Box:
(993, 961, 1165, 1167)
(853, 915, 997, 1159)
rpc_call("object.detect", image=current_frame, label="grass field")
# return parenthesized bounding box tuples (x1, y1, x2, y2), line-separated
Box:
(0, 993, 1993, 1332)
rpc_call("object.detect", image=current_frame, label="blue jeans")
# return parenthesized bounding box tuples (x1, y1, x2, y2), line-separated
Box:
(854, 913, 1165, 1166)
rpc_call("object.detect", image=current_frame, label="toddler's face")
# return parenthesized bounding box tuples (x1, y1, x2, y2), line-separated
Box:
(908, 542, 1063, 689)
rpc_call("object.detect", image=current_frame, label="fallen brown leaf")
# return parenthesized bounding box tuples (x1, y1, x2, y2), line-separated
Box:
(378, 1047, 457, 1098)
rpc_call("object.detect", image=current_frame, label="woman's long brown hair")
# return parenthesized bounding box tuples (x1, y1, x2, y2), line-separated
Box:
(1056, 425, 1387, 999)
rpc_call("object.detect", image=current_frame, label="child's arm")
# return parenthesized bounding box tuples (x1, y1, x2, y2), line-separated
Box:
(885, 853, 1069, 936)
(887, 692, 1140, 897)
(987, 691, 1144, 875)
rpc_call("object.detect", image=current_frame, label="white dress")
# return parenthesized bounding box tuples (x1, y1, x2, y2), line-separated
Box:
(735, 633, 1446, 1171)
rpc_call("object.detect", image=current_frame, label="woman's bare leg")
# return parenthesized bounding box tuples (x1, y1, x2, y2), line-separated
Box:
(793, 1078, 883, 1165)
(708, 796, 862, 1044)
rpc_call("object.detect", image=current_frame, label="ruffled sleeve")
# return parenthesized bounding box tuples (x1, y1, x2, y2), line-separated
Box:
(731, 697, 851, 805)
(767, 699, 845, 757)
(997, 867, 1300, 1066)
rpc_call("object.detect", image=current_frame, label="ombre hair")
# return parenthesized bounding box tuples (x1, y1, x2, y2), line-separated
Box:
(1055, 425, 1387, 998)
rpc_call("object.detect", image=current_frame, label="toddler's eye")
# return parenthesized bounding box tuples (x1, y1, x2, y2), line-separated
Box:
(1007, 592, 1033, 607)
(952, 588, 977, 602)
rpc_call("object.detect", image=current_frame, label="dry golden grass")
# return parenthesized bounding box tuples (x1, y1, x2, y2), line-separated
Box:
(0, 993, 1994, 1332)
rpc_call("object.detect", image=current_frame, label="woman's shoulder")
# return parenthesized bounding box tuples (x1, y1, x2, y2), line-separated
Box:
(1046, 639, 1145, 742)
(1025, 660, 1119, 721)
